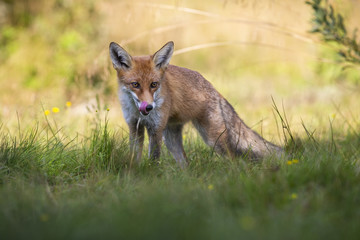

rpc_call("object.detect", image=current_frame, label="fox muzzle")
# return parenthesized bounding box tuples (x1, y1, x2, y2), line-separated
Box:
(139, 101, 153, 115)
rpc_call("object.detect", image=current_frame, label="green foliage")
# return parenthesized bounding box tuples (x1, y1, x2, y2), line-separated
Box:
(0, 0, 102, 94)
(306, 0, 360, 65)
(1, 0, 37, 27)
(0, 25, 18, 61)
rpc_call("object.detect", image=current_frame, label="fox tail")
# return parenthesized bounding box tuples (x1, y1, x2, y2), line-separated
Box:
(219, 98, 284, 159)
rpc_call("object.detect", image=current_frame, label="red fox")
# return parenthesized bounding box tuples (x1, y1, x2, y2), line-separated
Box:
(109, 41, 283, 168)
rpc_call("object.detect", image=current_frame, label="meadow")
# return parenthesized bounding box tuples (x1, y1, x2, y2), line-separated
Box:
(1, 0, 360, 239)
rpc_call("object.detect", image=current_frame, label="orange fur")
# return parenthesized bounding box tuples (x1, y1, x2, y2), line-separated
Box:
(110, 41, 283, 168)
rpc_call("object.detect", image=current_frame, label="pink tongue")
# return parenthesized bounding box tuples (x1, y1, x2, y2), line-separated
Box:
(139, 101, 148, 114)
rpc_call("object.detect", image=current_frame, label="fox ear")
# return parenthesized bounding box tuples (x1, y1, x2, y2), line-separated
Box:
(109, 42, 132, 71)
(152, 41, 174, 70)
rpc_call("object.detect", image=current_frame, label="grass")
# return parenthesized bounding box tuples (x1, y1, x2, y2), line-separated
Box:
(0, 108, 359, 240)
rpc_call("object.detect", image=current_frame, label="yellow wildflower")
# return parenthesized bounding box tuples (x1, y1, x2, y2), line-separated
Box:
(44, 110, 50, 116)
(106, 108, 110, 111)
(292, 159, 299, 164)
(208, 184, 214, 191)
(290, 193, 298, 199)
(287, 159, 299, 165)
(52, 107, 60, 113)
(66, 101, 72, 107)
(331, 113, 336, 119)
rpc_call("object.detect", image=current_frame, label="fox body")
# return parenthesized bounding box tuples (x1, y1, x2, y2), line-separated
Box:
(109, 41, 282, 168)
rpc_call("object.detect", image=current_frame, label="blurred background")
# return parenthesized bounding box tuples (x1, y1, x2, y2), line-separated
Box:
(0, 0, 359, 143)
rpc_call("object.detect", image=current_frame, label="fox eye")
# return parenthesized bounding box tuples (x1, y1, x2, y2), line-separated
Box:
(150, 82, 158, 88)
(131, 82, 140, 88)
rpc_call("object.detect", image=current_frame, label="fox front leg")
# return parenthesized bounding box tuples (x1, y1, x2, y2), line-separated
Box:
(147, 130, 163, 161)
(129, 120, 145, 163)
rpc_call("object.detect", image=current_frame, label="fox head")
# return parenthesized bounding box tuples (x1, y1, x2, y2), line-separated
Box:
(109, 41, 174, 116)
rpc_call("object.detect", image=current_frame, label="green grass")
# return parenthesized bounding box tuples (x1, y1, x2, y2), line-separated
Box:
(1, 112, 359, 240)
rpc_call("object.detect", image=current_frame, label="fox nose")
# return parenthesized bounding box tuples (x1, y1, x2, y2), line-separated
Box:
(146, 104, 153, 112)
